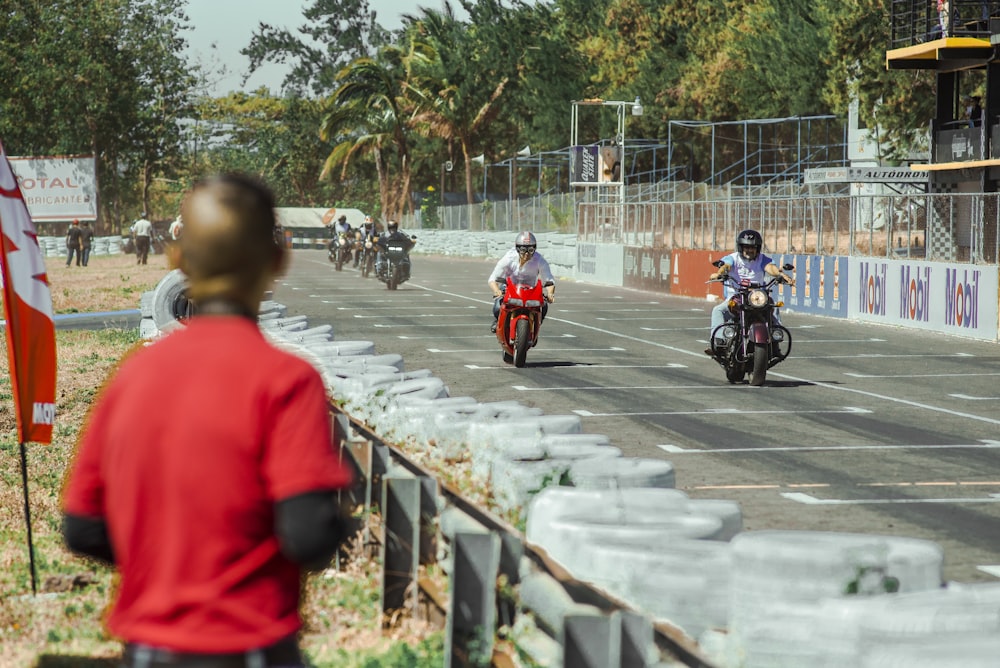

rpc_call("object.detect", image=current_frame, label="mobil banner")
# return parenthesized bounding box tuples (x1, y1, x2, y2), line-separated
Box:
(849, 258, 999, 341)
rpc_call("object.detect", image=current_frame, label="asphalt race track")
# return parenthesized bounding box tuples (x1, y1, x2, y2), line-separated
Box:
(277, 249, 1000, 584)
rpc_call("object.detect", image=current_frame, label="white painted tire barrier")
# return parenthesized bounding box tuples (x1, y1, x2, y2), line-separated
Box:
(525, 487, 692, 546)
(567, 456, 676, 490)
(581, 539, 733, 640)
(490, 443, 624, 514)
(150, 269, 189, 334)
(726, 530, 944, 666)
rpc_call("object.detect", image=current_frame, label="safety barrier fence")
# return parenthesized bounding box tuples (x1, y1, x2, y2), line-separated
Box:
(418, 189, 1000, 267)
(333, 409, 710, 668)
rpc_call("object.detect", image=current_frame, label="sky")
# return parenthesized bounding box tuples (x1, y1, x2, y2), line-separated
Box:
(183, 0, 460, 96)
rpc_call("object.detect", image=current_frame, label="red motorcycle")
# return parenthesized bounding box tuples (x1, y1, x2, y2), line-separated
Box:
(496, 277, 548, 367)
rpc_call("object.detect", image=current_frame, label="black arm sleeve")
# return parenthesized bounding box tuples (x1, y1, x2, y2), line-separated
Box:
(62, 513, 116, 566)
(275, 490, 348, 572)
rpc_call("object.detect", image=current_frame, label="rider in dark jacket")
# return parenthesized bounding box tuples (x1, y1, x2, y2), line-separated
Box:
(375, 221, 415, 279)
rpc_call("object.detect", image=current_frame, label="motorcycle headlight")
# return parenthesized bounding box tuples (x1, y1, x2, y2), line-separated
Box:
(525, 299, 543, 308)
(506, 298, 524, 307)
(748, 289, 769, 308)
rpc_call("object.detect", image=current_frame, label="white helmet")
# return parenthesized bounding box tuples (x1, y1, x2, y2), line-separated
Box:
(515, 231, 536, 259)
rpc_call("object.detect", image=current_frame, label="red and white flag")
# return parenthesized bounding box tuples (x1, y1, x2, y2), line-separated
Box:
(0, 140, 56, 444)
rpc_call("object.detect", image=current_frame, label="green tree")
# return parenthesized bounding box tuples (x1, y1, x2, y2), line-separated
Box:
(321, 41, 430, 219)
(243, 0, 389, 96)
(193, 91, 341, 207)
(0, 0, 195, 232)
(823, 0, 934, 163)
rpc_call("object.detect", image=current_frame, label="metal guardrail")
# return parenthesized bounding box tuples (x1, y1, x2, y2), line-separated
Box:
(331, 406, 716, 668)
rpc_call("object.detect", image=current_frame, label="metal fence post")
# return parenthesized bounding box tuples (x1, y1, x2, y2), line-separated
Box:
(381, 475, 420, 623)
(562, 611, 620, 668)
(446, 531, 501, 668)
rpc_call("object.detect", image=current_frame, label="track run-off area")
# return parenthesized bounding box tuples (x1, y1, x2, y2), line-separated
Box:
(277, 250, 1000, 584)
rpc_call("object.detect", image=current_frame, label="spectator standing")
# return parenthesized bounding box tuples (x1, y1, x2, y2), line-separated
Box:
(130, 212, 153, 265)
(169, 215, 184, 241)
(967, 96, 983, 128)
(65, 219, 83, 267)
(79, 220, 94, 267)
(61, 173, 356, 668)
(937, 0, 950, 36)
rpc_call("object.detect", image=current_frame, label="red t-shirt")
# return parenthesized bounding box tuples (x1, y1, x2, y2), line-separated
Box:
(63, 317, 354, 652)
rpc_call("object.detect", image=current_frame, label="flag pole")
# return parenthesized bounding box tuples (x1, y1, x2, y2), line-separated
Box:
(18, 441, 37, 595)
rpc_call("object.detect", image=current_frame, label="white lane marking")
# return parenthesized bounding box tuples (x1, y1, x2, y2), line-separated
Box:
(845, 371, 1000, 378)
(782, 492, 1000, 505)
(598, 316, 705, 321)
(573, 406, 872, 417)
(351, 310, 478, 318)
(372, 322, 484, 328)
(794, 338, 887, 343)
(513, 382, 717, 391)
(464, 363, 688, 370)
(403, 333, 576, 340)
(641, 326, 716, 331)
(977, 566, 1000, 578)
(768, 371, 1000, 426)
(338, 304, 472, 310)
(429, 346, 626, 353)
(949, 393, 1000, 400)
(657, 444, 691, 453)
(657, 439, 1000, 454)
(794, 353, 974, 359)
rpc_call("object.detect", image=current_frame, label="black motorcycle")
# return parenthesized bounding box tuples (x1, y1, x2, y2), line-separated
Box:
(377, 236, 417, 290)
(707, 260, 794, 386)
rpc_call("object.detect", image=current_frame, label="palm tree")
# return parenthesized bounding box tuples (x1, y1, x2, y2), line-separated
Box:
(320, 41, 432, 220)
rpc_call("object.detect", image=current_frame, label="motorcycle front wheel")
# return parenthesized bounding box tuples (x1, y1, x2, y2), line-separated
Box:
(514, 318, 530, 367)
(749, 344, 768, 386)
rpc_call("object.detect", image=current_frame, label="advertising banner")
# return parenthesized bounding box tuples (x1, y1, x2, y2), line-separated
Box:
(576, 242, 624, 286)
(773, 254, 849, 318)
(848, 257, 999, 340)
(668, 249, 725, 300)
(571, 145, 600, 185)
(624, 246, 672, 292)
(0, 142, 56, 443)
(7, 154, 97, 222)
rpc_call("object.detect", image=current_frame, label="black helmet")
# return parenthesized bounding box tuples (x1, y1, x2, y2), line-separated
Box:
(736, 229, 762, 259)
(387, 221, 399, 233)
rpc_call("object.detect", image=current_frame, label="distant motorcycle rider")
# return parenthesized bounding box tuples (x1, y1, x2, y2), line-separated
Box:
(488, 231, 555, 333)
(327, 214, 350, 255)
(706, 229, 793, 356)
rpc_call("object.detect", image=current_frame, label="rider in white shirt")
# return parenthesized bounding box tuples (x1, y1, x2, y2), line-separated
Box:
(488, 231, 556, 333)
(706, 228, 793, 356)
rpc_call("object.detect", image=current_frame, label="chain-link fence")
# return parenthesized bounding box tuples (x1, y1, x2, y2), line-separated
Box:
(418, 186, 1000, 264)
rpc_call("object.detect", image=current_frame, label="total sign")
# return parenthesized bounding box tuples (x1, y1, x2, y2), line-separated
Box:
(848, 258, 998, 340)
(7, 154, 97, 222)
